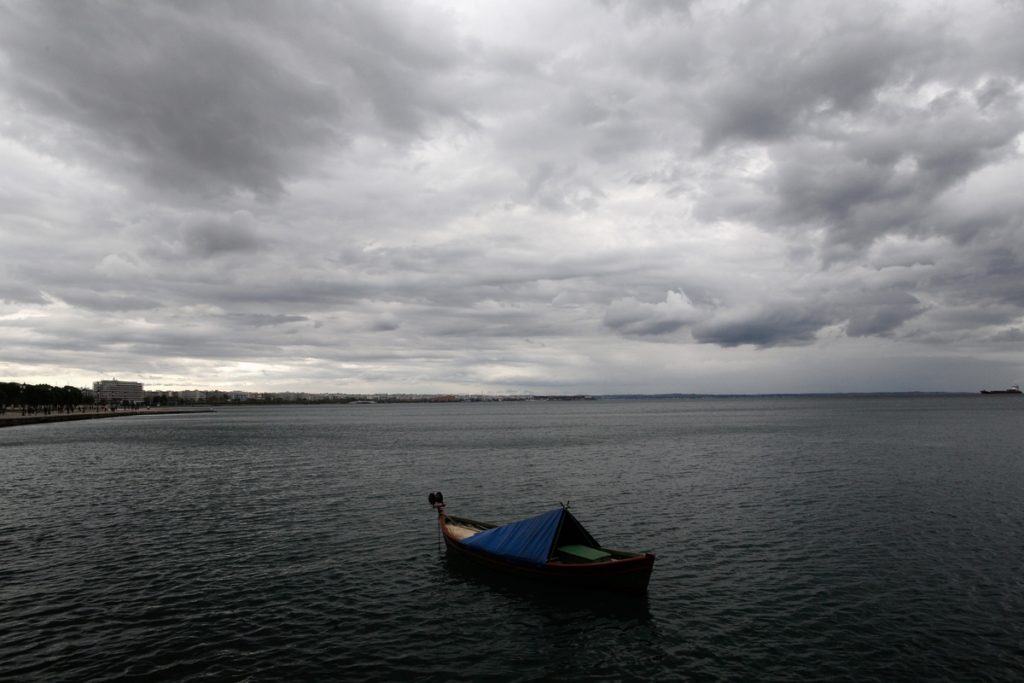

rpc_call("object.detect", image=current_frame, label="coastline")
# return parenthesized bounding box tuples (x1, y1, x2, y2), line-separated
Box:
(0, 408, 216, 429)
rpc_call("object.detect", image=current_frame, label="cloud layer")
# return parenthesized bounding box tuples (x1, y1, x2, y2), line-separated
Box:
(1, 0, 1022, 393)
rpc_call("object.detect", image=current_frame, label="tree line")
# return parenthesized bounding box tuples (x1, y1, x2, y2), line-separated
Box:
(0, 382, 92, 416)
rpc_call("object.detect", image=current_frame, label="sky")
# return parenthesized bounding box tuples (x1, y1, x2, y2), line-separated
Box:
(1, 0, 1023, 395)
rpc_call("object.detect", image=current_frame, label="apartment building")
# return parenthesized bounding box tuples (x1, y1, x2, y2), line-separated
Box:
(92, 379, 144, 405)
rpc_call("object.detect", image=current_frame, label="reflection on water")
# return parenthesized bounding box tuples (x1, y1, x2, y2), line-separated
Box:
(440, 552, 655, 623)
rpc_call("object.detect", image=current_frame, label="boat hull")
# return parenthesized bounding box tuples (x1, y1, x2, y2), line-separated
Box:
(981, 384, 1022, 394)
(439, 513, 655, 594)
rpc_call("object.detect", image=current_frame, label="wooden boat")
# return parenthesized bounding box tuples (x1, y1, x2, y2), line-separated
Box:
(429, 492, 655, 594)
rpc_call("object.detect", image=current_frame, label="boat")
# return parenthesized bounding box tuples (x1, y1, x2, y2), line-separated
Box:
(429, 491, 655, 594)
(980, 385, 1022, 394)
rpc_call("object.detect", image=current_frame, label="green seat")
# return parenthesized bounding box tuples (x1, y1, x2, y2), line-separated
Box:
(557, 544, 611, 561)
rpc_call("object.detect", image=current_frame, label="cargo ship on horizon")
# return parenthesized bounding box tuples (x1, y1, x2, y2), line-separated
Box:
(980, 384, 1021, 394)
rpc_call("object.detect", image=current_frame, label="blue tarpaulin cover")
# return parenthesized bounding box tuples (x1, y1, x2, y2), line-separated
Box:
(460, 508, 565, 566)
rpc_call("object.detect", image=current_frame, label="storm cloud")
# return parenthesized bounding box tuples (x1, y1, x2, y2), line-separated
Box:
(1, 0, 1022, 393)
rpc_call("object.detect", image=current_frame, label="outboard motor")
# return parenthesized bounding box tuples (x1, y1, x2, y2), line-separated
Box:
(428, 491, 444, 511)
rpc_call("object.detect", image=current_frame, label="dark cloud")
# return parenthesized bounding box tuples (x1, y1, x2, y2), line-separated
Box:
(671, 1, 1024, 266)
(989, 328, 1024, 343)
(181, 218, 265, 258)
(56, 292, 161, 313)
(369, 315, 401, 332)
(597, 0, 696, 21)
(0, 1, 468, 199)
(692, 304, 835, 348)
(0, 3, 340, 197)
(693, 4, 919, 150)
(226, 314, 308, 328)
(924, 246, 1024, 311)
(842, 290, 927, 337)
(603, 291, 703, 337)
(697, 86, 1024, 260)
(524, 162, 606, 212)
(0, 282, 47, 305)
(1, 0, 1022, 393)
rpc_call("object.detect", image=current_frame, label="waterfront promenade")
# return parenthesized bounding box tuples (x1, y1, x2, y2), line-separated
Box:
(0, 407, 214, 429)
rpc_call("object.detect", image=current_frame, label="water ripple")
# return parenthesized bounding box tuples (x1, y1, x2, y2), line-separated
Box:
(2, 398, 1024, 680)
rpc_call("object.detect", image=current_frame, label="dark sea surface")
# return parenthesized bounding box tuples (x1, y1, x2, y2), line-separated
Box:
(2, 396, 1023, 681)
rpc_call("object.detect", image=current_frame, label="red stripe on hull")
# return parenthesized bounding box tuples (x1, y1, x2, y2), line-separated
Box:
(439, 512, 655, 594)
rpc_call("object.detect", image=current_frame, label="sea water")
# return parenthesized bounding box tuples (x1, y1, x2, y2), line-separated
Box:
(2, 397, 1022, 680)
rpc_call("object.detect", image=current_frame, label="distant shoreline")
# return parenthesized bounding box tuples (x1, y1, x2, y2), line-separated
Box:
(0, 408, 216, 429)
(0, 394, 995, 429)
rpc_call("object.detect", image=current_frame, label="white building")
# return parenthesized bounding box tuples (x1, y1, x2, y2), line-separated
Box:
(93, 378, 144, 405)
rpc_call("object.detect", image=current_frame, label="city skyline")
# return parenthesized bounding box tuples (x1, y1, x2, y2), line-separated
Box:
(2, 1, 1023, 395)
